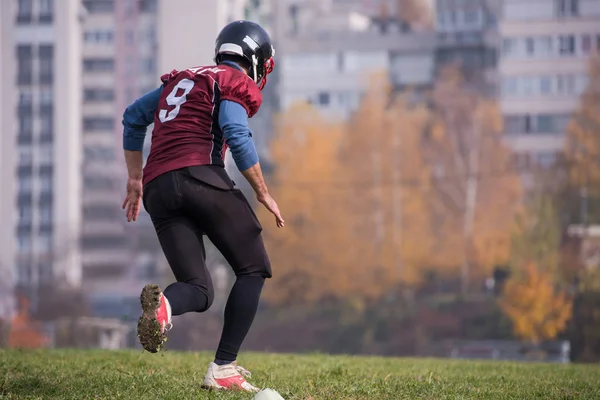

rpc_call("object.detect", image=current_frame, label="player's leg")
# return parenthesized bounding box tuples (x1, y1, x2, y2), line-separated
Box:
(187, 186, 270, 392)
(138, 171, 215, 353)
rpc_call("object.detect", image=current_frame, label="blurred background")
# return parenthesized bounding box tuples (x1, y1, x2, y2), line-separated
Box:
(0, 0, 599, 364)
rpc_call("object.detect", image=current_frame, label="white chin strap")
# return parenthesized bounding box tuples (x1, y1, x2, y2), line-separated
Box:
(251, 54, 259, 83)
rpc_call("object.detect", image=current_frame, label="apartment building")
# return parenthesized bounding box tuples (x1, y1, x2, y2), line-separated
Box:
(499, 0, 600, 167)
(79, 0, 162, 301)
(271, 0, 436, 121)
(0, 0, 83, 318)
(434, 0, 500, 95)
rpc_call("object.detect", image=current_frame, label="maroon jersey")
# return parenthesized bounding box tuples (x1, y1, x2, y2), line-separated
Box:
(142, 64, 262, 186)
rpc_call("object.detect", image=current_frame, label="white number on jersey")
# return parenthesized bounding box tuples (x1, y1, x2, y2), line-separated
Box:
(188, 66, 226, 75)
(158, 78, 195, 123)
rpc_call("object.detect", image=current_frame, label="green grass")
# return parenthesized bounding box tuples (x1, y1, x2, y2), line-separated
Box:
(1, 349, 599, 399)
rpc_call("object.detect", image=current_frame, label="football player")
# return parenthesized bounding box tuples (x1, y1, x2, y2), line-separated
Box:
(121, 20, 283, 392)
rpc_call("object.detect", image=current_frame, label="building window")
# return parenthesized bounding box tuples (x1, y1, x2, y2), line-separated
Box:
(535, 36, 553, 56)
(84, 30, 114, 44)
(82, 0, 114, 13)
(40, 88, 53, 106)
(84, 146, 115, 162)
(38, 262, 53, 283)
(501, 77, 518, 97)
(18, 234, 32, 253)
(18, 90, 33, 117)
(40, 204, 53, 225)
(555, 0, 579, 17)
(536, 115, 554, 132)
(18, 176, 33, 195)
(581, 34, 592, 54)
(39, 145, 53, 165)
(504, 113, 571, 135)
(139, 57, 156, 74)
(525, 38, 535, 56)
(39, 45, 54, 85)
(83, 176, 115, 190)
(502, 38, 517, 57)
(40, 173, 53, 193)
(17, 0, 33, 23)
(83, 88, 114, 102)
(125, 30, 135, 45)
(19, 147, 33, 166)
(39, 232, 53, 253)
(576, 74, 589, 95)
(83, 58, 115, 72)
(17, 45, 33, 85)
(39, 0, 54, 23)
(318, 92, 330, 106)
(40, 108, 53, 138)
(289, 4, 299, 35)
(463, 9, 480, 25)
(17, 262, 32, 286)
(125, 56, 135, 76)
(19, 111, 33, 139)
(139, 0, 157, 13)
(559, 35, 576, 55)
(540, 76, 553, 94)
(83, 205, 120, 219)
(557, 74, 576, 94)
(81, 235, 128, 249)
(83, 117, 114, 131)
(19, 205, 33, 225)
(536, 152, 557, 168)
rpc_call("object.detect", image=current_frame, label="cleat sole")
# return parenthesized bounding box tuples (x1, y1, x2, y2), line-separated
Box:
(137, 284, 167, 353)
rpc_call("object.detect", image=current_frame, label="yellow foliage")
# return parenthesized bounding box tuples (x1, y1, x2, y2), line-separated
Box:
(426, 66, 522, 280)
(500, 263, 572, 343)
(262, 66, 522, 305)
(565, 55, 600, 194)
(8, 297, 49, 349)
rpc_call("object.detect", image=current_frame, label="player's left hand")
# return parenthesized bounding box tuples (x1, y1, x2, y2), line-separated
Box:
(122, 178, 143, 222)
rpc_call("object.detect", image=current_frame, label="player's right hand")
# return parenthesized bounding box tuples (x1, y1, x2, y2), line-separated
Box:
(257, 193, 284, 228)
(122, 178, 143, 222)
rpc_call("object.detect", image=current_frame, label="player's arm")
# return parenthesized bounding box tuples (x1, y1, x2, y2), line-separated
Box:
(218, 100, 284, 227)
(122, 86, 163, 179)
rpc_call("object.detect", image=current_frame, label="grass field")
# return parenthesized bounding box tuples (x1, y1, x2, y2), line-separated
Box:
(1, 349, 599, 399)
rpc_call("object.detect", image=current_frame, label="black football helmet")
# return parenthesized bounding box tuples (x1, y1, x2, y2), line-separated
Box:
(214, 20, 275, 90)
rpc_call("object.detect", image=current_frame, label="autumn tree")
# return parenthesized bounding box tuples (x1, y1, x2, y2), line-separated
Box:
(425, 65, 522, 292)
(560, 55, 600, 360)
(565, 55, 600, 200)
(510, 195, 561, 279)
(500, 263, 572, 344)
(7, 297, 49, 349)
(339, 73, 435, 288)
(260, 103, 379, 305)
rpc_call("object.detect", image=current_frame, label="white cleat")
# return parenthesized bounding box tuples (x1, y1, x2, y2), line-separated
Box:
(202, 361, 260, 393)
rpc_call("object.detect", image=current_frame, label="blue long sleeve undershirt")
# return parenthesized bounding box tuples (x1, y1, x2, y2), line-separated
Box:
(122, 84, 259, 171)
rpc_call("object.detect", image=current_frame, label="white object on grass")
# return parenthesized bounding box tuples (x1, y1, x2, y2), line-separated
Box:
(253, 388, 285, 400)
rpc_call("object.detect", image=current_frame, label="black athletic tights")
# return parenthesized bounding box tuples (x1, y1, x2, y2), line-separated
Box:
(142, 166, 272, 362)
